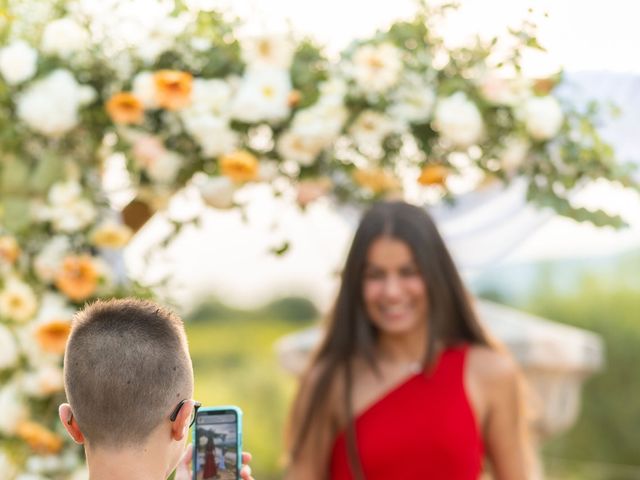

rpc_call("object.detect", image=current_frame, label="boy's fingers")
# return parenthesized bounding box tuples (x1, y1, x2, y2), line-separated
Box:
(240, 452, 253, 480)
(240, 464, 253, 480)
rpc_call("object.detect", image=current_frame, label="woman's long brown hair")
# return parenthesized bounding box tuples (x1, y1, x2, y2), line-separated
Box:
(287, 201, 493, 479)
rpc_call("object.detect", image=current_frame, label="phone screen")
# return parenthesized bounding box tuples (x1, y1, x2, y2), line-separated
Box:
(194, 409, 239, 480)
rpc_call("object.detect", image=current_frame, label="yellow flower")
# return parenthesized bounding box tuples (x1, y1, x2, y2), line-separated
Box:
(418, 165, 449, 186)
(153, 70, 193, 110)
(353, 168, 400, 194)
(0, 236, 20, 264)
(219, 150, 260, 183)
(0, 280, 37, 322)
(35, 319, 72, 355)
(55, 255, 98, 302)
(106, 92, 144, 124)
(16, 421, 63, 454)
(90, 222, 133, 249)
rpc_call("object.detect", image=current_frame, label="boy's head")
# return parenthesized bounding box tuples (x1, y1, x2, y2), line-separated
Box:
(60, 298, 194, 464)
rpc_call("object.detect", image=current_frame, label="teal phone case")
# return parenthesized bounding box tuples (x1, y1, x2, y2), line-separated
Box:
(192, 405, 243, 480)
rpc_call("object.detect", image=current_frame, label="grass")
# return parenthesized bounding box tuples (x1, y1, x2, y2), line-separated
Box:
(186, 317, 309, 479)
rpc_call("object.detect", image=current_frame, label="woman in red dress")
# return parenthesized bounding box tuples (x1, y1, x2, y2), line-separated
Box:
(203, 436, 218, 479)
(285, 201, 530, 479)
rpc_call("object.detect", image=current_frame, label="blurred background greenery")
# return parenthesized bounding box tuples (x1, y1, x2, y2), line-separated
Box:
(186, 249, 640, 479)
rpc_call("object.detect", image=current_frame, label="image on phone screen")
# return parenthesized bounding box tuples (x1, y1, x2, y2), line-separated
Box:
(194, 410, 238, 480)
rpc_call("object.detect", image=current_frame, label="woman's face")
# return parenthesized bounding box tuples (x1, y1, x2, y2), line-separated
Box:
(362, 236, 428, 337)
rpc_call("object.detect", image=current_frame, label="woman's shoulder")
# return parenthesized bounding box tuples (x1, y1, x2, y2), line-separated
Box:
(466, 344, 521, 388)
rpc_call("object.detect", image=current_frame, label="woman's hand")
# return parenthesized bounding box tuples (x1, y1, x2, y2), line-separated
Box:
(175, 444, 255, 480)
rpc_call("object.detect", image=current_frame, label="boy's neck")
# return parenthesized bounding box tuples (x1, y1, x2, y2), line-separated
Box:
(86, 441, 170, 480)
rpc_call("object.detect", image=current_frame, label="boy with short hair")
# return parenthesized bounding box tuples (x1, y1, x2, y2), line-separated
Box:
(59, 298, 253, 480)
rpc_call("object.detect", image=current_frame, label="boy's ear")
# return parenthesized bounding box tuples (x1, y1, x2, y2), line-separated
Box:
(170, 402, 193, 442)
(58, 403, 85, 445)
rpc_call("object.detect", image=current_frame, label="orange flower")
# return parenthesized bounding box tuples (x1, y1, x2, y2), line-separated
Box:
(219, 150, 260, 183)
(35, 319, 72, 354)
(106, 92, 144, 124)
(55, 255, 98, 302)
(353, 168, 400, 194)
(0, 236, 20, 264)
(153, 70, 193, 110)
(17, 421, 63, 454)
(418, 165, 449, 186)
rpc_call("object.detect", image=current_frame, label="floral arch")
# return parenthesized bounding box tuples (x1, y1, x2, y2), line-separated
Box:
(0, 0, 637, 477)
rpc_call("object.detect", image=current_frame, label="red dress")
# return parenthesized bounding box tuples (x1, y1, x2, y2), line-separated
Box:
(329, 345, 484, 479)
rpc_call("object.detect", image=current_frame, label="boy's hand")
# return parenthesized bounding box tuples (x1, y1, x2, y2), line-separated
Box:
(175, 444, 255, 480)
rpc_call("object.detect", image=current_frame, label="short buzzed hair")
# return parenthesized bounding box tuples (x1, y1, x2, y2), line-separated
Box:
(64, 298, 193, 448)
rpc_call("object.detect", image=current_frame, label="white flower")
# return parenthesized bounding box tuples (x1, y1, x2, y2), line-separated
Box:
(258, 160, 280, 182)
(49, 199, 96, 233)
(48, 180, 81, 205)
(0, 384, 28, 435)
(388, 82, 436, 123)
(133, 71, 158, 108)
(350, 110, 398, 150)
(182, 114, 238, 158)
(17, 69, 91, 136)
(351, 43, 402, 93)
(45, 181, 96, 232)
(500, 136, 530, 173)
(187, 78, 232, 117)
(146, 151, 183, 184)
(22, 364, 64, 398)
(318, 77, 348, 106)
(0, 324, 19, 370)
(521, 96, 564, 141)
(33, 236, 70, 282)
(231, 67, 292, 123)
(277, 131, 324, 166)
(192, 174, 236, 209)
(241, 34, 295, 69)
(434, 92, 484, 148)
(291, 103, 346, 147)
(134, 14, 189, 64)
(0, 41, 38, 85)
(0, 279, 38, 323)
(41, 17, 88, 57)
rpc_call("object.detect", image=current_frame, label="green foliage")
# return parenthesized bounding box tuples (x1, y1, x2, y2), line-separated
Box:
(188, 296, 319, 324)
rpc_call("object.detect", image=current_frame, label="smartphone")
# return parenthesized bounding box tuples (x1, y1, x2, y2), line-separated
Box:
(192, 406, 243, 480)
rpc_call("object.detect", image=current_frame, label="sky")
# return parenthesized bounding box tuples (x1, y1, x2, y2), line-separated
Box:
(128, 0, 640, 310)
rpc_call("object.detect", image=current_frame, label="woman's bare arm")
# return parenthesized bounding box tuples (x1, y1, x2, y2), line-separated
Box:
(284, 362, 342, 480)
(480, 350, 530, 480)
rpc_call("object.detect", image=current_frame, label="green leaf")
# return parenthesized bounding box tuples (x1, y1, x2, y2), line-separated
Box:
(30, 155, 65, 193)
(0, 156, 30, 195)
(270, 241, 290, 256)
(0, 197, 32, 233)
